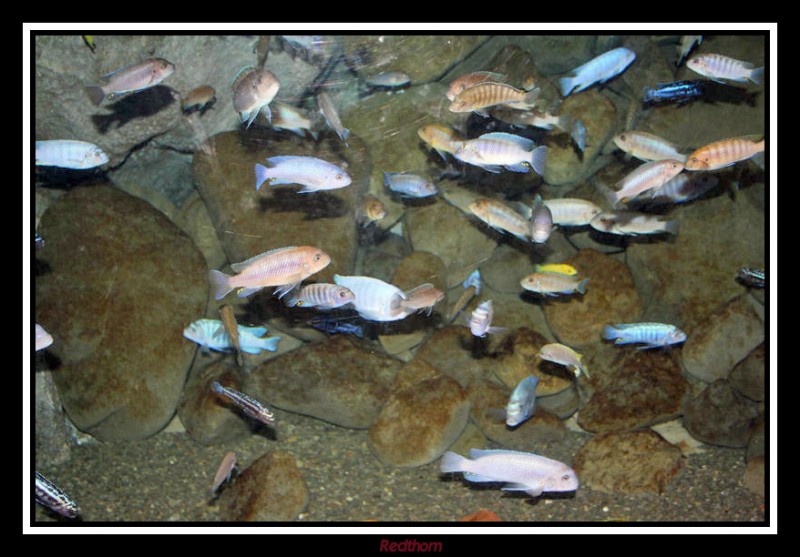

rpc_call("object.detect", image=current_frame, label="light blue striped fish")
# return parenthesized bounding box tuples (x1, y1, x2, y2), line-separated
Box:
(602, 322, 686, 349)
(183, 318, 280, 354)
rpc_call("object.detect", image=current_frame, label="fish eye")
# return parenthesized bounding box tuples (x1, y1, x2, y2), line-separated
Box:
(562, 474, 571, 481)
(336, 174, 343, 181)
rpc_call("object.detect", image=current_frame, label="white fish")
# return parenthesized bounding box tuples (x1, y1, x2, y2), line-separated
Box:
(469, 198, 530, 242)
(455, 132, 547, 175)
(183, 318, 280, 354)
(333, 274, 411, 322)
(603, 322, 687, 349)
(84, 57, 175, 106)
(209, 451, 237, 497)
(365, 71, 411, 88)
(539, 343, 589, 378)
(255, 156, 351, 193)
(36, 140, 109, 170)
(505, 375, 539, 427)
(270, 101, 318, 139)
(469, 300, 505, 337)
(590, 211, 679, 236)
(559, 47, 636, 96)
(317, 90, 350, 147)
(440, 448, 579, 497)
(520, 272, 589, 297)
(686, 53, 764, 85)
(529, 194, 553, 244)
(36, 323, 53, 351)
(284, 283, 355, 309)
(524, 198, 602, 226)
(383, 172, 437, 198)
(612, 131, 687, 163)
(609, 159, 685, 205)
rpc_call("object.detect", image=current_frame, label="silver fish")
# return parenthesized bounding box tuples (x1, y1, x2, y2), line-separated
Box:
(455, 132, 547, 175)
(383, 172, 437, 198)
(530, 194, 553, 244)
(35, 140, 109, 170)
(590, 211, 679, 236)
(440, 448, 579, 498)
(505, 375, 539, 427)
(232, 66, 280, 128)
(559, 47, 636, 96)
(317, 90, 350, 147)
(333, 274, 410, 322)
(255, 156, 351, 193)
(211, 381, 275, 426)
(284, 283, 356, 309)
(35, 471, 80, 519)
(602, 322, 687, 349)
(84, 57, 175, 106)
(686, 53, 764, 85)
(609, 159, 685, 205)
(209, 451, 237, 497)
(539, 343, 589, 378)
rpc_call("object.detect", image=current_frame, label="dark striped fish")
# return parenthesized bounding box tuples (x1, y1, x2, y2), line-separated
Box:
(35, 471, 80, 519)
(211, 381, 275, 426)
(737, 267, 765, 288)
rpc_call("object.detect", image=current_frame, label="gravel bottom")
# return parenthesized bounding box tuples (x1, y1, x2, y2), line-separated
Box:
(31, 405, 769, 531)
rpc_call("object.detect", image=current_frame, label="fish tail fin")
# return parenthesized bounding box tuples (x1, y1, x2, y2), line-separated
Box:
(209, 269, 234, 301)
(254, 163, 272, 191)
(595, 179, 620, 208)
(522, 87, 541, 107)
(576, 278, 589, 295)
(84, 85, 106, 106)
(439, 451, 468, 474)
(750, 66, 765, 86)
(662, 219, 680, 235)
(559, 76, 575, 97)
(259, 336, 281, 352)
(529, 146, 548, 176)
(571, 119, 587, 152)
(601, 323, 619, 340)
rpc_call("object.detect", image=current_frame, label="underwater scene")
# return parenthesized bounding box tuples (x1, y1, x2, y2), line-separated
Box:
(30, 32, 770, 527)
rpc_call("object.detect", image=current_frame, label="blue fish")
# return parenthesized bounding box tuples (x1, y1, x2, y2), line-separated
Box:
(183, 318, 280, 355)
(602, 322, 687, 349)
(308, 316, 364, 338)
(383, 172, 437, 198)
(642, 80, 707, 106)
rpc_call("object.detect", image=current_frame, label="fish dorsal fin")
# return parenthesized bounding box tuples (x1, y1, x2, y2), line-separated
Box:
(231, 246, 299, 272)
(231, 66, 257, 89)
(469, 448, 537, 459)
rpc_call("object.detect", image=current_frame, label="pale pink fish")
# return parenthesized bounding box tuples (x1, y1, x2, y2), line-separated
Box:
(84, 57, 176, 106)
(520, 272, 588, 297)
(417, 124, 466, 160)
(284, 283, 355, 309)
(35, 323, 53, 351)
(209, 451, 237, 497)
(400, 283, 445, 316)
(613, 131, 687, 163)
(333, 274, 410, 322)
(538, 343, 589, 378)
(209, 246, 331, 301)
(232, 66, 280, 128)
(590, 210, 679, 236)
(529, 194, 553, 244)
(542, 198, 603, 226)
(446, 71, 506, 101)
(441, 448, 579, 497)
(686, 53, 764, 85)
(469, 198, 530, 241)
(455, 132, 547, 175)
(684, 137, 765, 171)
(469, 300, 505, 338)
(610, 159, 685, 205)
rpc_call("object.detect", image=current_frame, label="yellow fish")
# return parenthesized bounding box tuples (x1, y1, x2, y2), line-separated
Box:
(534, 263, 578, 276)
(82, 35, 96, 53)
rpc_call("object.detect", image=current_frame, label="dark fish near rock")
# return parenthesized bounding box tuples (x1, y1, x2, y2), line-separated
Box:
(211, 381, 275, 426)
(35, 471, 80, 519)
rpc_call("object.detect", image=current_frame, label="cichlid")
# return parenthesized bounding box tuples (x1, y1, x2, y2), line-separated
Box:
(686, 53, 764, 85)
(505, 375, 539, 427)
(642, 80, 708, 106)
(357, 194, 387, 226)
(602, 322, 687, 349)
(559, 47, 636, 97)
(539, 343, 589, 378)
(590, 210, 679, 236)
(183, 318, 280, 355)
(613, 131, 687, 163)
(529, 194, 553, 244)
(317, 90, 350, 147)
(84, 57, 175, 106)
(677, 35, 703, 66)
(541, 198, 602, 226)
(534, 263, 578, 276)
(737, 267, 765, 288)
(209, 451, 237, 497)
(449, 81, 540, 115)
(684, 137, 765, 171)
(211, 381, 275, 426)
(36, 139, 109, 170)
(365, 71, 411, 88)
(418, 124, 466, 160)
(35, 323, 54, 351)
(400, 283, 445, 316)
(308, 315, 365, 338)
(35, 471, 80, 519)
(383, 172, 437, 198)
(446, 71, 507, 101)
(469, 300, 505, 338)
(333, 274, 411, 322)
(255, 155, 351, 193)
(208, 245, 331, 300)
(609, 159, 685, 205)
(182, 85, 216, 114)
(644, 173, 719, 205)
(440, 448, 579, 498)
(284, 283, 356, 309)
(270, 101, 317, 139)
(232, 66, 280, 128)
(469, 198, 530, 242)
(455, 132, 547, 175)
(521, 272, 588, 297)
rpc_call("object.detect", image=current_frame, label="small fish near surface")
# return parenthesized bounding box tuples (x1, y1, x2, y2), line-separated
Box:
(84, 57, 176, 106)
(686, 53, 764, 85)
(208, 245, 331, 300)
(602, 322, 687, 350)
(209, 451, 237, 497)
(440, 448, 579, 498)
(255, 155, 351, 193)
(539, 343, 589, 378)
(468, 300, 505, 338)
(211, 381, 275, 426)
(383, 172, 437, 198)
(520, 272, 588, 297)
(231, 66, 280, 128)
(455, 132, 547, 175)
(183, 318, 280, 355)
(36, 140, 109, 170)
(284, 283, 356, 309)
(505, 375, 539, 427)
(684, 136, 765, 172)
(559, 47, 637, 97)
(35, 471, 80, 519)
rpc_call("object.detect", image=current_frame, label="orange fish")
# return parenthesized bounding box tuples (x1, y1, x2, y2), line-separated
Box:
(684, 137, 765, 171)
(458, 509, 503, 522)
(218, 304, 242, 366)
(446, 71, 506, 101)
(400, 283, 445, 315)
(449, 82, 540, 115)
(417, 124, 465, 160)
(358, 194, 386, 226)
(209, 246, 331, 301)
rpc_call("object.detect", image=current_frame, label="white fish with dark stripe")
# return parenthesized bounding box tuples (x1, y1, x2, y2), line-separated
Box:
(284, 283, 355, 309)
(440, 448, 579, 497)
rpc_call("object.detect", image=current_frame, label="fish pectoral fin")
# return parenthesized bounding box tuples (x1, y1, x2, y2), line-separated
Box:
(502, 482, 538, 493)
(462, 472, 502, 483)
